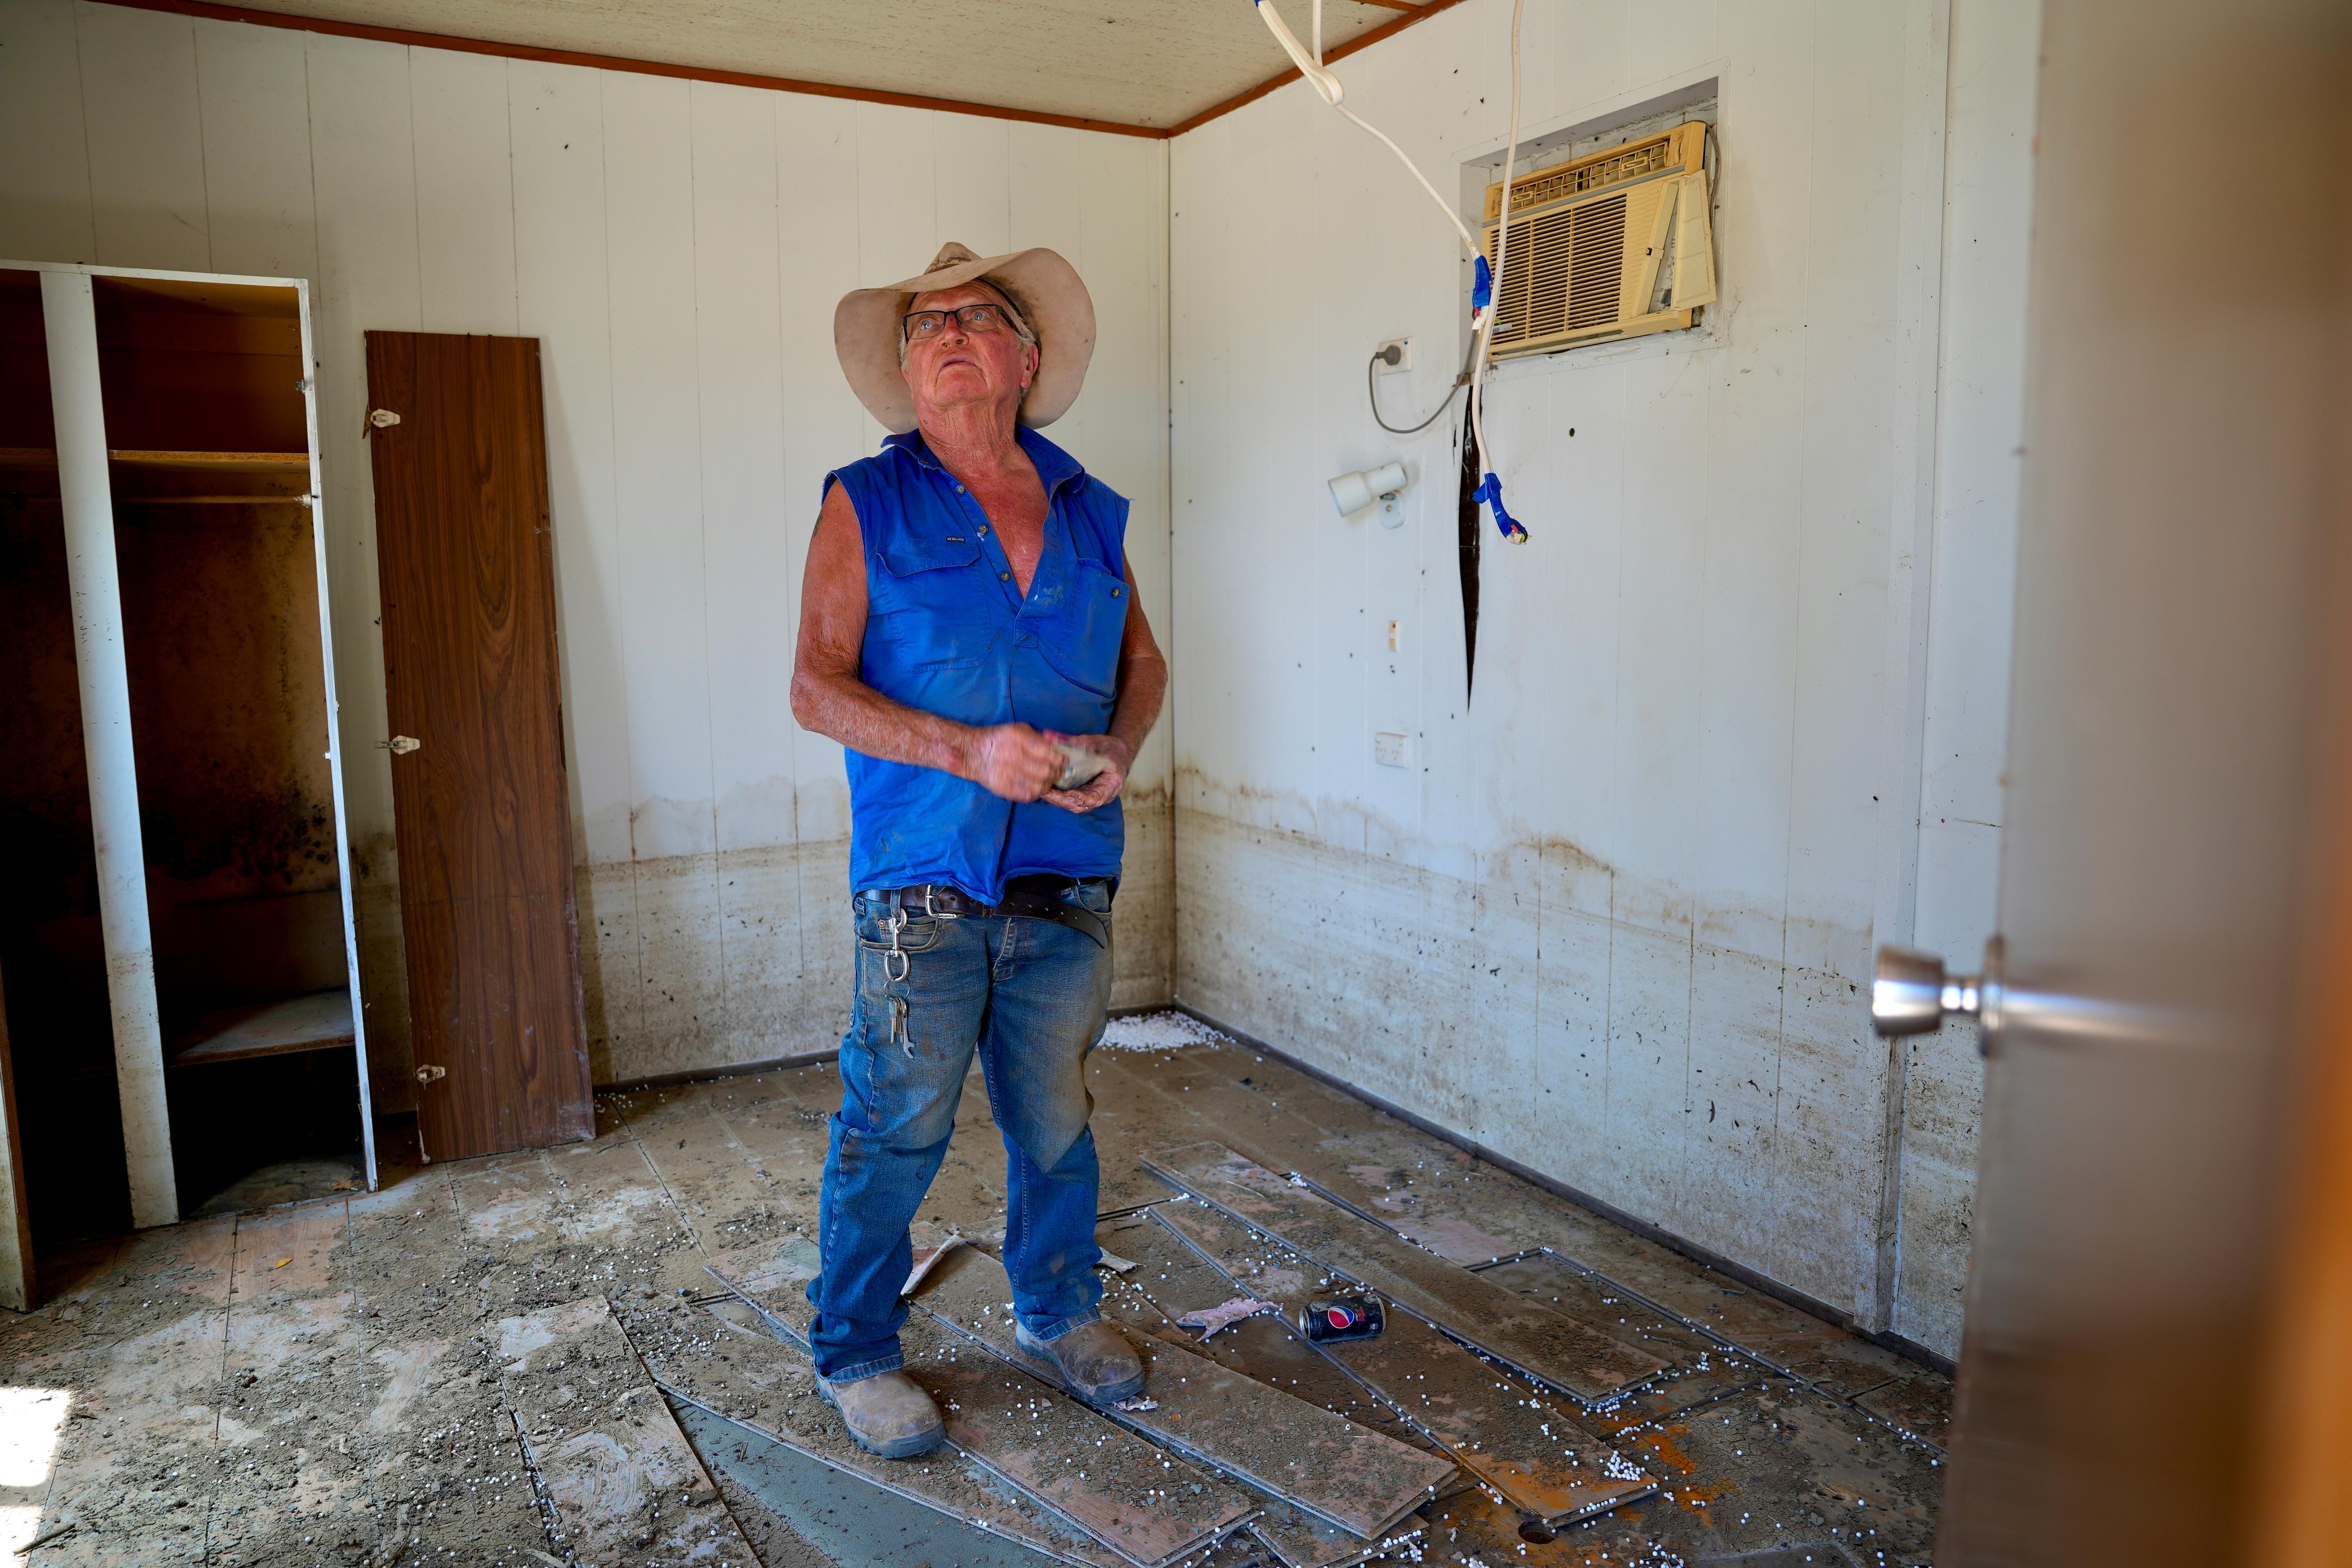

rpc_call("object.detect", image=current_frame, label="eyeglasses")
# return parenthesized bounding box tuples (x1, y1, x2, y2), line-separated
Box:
(903, 303, 1017, 341)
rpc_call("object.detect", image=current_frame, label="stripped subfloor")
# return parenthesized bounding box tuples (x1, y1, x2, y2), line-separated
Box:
(0, 1023, 1948, 1567)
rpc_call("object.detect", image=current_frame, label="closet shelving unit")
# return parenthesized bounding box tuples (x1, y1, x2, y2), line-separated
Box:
(0, 263, 374, 1287)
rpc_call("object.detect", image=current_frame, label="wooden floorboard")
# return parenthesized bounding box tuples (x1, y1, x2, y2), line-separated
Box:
(702, 1239, 1256, 1568)
(1142, 1142, 1669, 1402)
(1150, 1198, 1661, 1528)
(501, 1296, 761, 1564)
(911, 1244, 1454, 1543)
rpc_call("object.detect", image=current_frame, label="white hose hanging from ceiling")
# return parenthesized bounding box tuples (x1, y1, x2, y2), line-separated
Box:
(1250, 0, 1528, 543)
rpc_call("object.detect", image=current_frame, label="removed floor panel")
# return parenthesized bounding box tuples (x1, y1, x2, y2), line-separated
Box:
(914, 1242, 1455, 1542)
(705, 1240, 1255, 1568)
(1143, 1143, 1666, 1401)
(497, 1296, 760, 1566)
(1152, 1200, 1660, 1528)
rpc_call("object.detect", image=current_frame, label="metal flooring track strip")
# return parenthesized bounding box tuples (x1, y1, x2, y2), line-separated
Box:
(911, 1242, 1456, 1545)
(1146, 1198, 1659, 1530)
(1141, 1142, 1668, 1405)
(701, 1242, 1256, 1568)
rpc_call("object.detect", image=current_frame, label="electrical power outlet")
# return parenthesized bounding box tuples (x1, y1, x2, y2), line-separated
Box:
(1374, 732, 1410, 768)
(1375, 338, 1413, 373)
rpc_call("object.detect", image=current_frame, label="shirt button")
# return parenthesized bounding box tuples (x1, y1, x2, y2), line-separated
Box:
(1000, 571, 1010, 581)
(978, 525, 988, 534)
(954, 483, 965, 492)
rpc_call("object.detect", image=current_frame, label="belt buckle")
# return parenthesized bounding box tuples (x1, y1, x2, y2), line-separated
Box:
(922, 885, 959, 920)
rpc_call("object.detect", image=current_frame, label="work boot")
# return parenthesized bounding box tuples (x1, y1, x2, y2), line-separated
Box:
(817, 1370, 945, 1459)
(1015, 1319, 1145, 1404)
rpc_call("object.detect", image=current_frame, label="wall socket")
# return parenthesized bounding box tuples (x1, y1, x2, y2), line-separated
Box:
(1374, 732, 1410, 768)
(1374, 338, 1412, 373)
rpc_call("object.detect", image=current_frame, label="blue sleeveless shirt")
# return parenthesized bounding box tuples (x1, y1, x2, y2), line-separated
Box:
(826, 428, 1129, 903)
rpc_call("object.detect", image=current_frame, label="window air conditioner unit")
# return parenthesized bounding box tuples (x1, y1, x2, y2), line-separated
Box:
(1481, 119, 1716, 361)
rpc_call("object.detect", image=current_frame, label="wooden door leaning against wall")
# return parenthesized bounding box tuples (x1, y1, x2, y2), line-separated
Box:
(363, 332, 591, 1162)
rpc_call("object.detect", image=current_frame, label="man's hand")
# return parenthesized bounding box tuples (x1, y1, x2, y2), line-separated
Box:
(1042, 732, 1131, 813)
(964, 723, 1065, 802)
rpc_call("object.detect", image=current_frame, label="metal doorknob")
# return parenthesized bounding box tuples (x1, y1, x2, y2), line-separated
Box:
(1873, 942, 2000, 1038)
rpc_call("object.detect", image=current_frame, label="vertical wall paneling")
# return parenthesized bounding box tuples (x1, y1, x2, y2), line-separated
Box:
(1865, 0, 1957, 1331)
(691, 79, 797, 1067)
(303, 28, 424, 1103)
(72, 1, 209, 271)
(775, 91, 866, 1052)
(1169, 0, 2019, 1345)
(934, 113, 1011, 258)
(190, 18, 317, 280)
(601, 70, 718, 1080)
(409, 46, 520, 336)
(4, 7, 1175, 1110)
(1892, 0, 2040, 1357)
(509, 57, 632, 1077)
(0, 0, 96, 261)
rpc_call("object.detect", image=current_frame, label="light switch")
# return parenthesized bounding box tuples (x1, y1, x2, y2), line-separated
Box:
(1374, 732, 1409, 768)
(1386, 619, 1402, 652)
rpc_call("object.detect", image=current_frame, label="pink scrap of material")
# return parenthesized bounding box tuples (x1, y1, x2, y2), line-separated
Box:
(1175, 1297, 1279, 1339)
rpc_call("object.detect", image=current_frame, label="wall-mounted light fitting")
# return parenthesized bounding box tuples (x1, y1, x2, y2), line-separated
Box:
(1329, 461, 1408, 528)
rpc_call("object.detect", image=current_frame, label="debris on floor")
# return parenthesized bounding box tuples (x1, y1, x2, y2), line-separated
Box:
(1, 1035, 1947, 1567)
(1098, 1012, 1232, 1052)
(1173, 1297, 1279, 1339)
(499, 1295, 758, 1564)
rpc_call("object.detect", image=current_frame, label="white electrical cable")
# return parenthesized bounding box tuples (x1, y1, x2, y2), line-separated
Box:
(1467, 0, 1526, 541)
(1249, 0, 1528, 541)
(1251, 1, 1478, 254)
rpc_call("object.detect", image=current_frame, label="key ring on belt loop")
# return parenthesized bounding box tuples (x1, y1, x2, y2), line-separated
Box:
(883, 905, 911, 984)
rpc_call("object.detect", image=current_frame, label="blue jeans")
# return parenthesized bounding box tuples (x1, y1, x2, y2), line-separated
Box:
(807, 880, 1115, 1382)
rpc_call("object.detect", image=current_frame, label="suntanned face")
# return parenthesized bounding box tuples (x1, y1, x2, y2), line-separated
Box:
(900, 280, 1040, 427)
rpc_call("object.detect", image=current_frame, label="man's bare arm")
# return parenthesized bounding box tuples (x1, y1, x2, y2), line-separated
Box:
(1042, 553, 1168, 813)
(790, 483, 1064, 802)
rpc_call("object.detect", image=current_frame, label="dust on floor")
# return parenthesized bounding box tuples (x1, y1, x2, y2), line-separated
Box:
(0, 1018, 1949, 1566)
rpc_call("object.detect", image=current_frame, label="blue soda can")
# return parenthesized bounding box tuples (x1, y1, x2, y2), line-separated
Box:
(1299, 1294, 1384, 1342)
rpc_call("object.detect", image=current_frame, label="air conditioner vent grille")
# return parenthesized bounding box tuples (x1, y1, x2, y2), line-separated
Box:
(1479, 119, 1715, 360)
(1491, 194, 1627, 348)
(1484, 134, 1674, 222)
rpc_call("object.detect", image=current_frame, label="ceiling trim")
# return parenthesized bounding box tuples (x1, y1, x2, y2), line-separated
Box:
(87, 0, 1470, 141)
(91, 0, 1167, 137)
(1167, 0, 1473, 136)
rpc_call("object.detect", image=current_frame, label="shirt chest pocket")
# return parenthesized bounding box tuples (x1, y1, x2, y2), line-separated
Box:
(1044, 557, 1129, 698)
(871, 537, 996, 669)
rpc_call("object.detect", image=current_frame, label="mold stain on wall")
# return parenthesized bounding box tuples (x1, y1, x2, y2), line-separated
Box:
(1172, 785, 1890, 1327)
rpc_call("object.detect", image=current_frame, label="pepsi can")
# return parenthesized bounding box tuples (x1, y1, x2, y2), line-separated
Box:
(1299, 1293, 1384, 1342)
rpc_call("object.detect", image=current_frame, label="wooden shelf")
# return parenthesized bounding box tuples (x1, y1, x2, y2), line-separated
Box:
(169, 989, 355, 1067)
(0, 447, 312, 503)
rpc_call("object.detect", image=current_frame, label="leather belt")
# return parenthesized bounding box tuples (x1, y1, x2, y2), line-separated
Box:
(868, 874, 1112, 949)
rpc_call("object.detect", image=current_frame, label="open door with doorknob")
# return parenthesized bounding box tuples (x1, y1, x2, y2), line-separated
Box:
(1868, 4, 2352, 1563)
(363, 331, 592, 1162)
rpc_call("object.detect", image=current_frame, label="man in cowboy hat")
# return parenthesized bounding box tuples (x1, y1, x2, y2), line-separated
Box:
(788, 242, 1165, 1459)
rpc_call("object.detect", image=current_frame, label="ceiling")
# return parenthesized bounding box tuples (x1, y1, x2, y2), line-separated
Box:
(230, 0, 1438, 132)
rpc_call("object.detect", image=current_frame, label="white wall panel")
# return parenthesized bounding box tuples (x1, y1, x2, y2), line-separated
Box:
(509, 57, 633, 1077)
(190, 19, 317, 280)
(2, 6, 1173, 1092)
(410, 47, 519, 335)
(303, 29, 421, 1105)
(73, 2, 207, 270)
(1892, 0, 2040, 1358)
(1170, 0, 2023, 1348)
(691, 80, 799, 1065)
(0, 0, 96, 262)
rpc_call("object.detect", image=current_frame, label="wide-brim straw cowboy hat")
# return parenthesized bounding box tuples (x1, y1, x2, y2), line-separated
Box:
(835, 242, 1097, 434)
